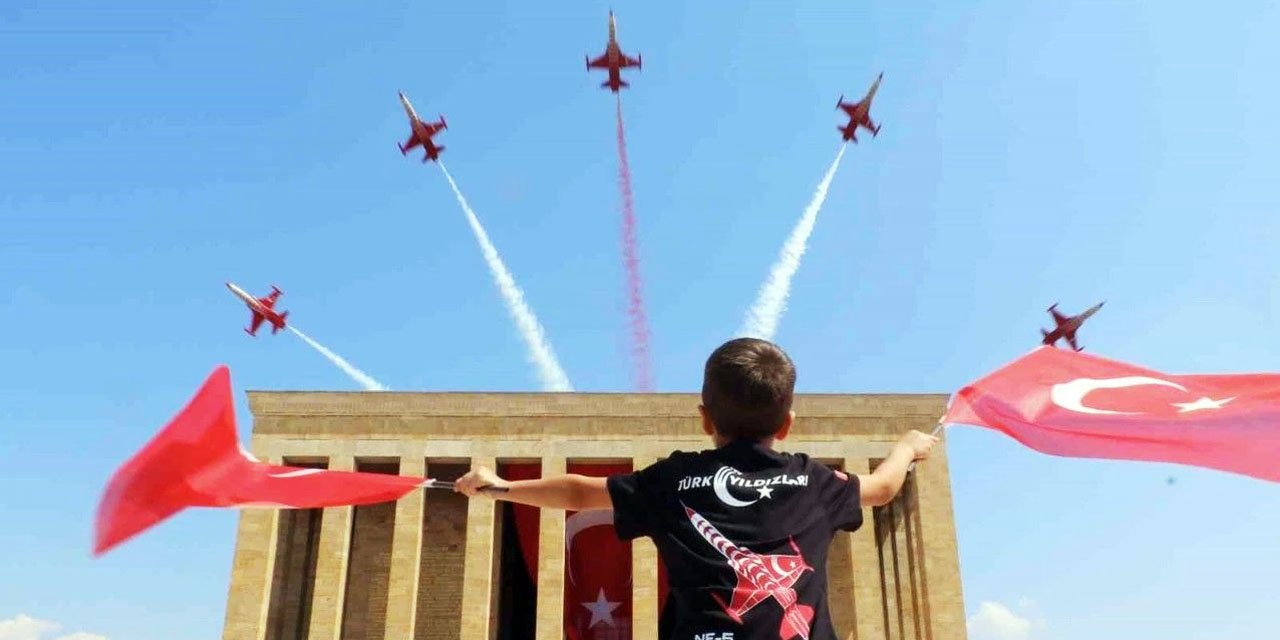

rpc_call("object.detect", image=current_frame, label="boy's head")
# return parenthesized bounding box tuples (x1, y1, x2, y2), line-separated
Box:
(700, 338, 797, 442)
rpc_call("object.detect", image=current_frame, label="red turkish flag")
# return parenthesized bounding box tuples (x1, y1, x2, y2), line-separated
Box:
(943, 346, 1280, 481)
(504, 463, 672, 640)
(563, 463, 633, 640)
(94, 366, 428, 555)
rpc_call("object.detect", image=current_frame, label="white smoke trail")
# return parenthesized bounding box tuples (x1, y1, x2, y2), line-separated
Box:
(437, 162, 574, 392)
(288, 326, 389, 391)
(738, 145, 848, 341)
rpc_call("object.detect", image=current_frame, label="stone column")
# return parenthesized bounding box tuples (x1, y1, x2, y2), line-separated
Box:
(911, 442, 967, 640)
(384, 457, 427, 640)
(307, 456, 355, 640)
(459, 456, 499, 640)
(825, 464, 855, 639)
(221, 501, 280, 639)
(901, 476, 929, 640)
(845, 457, 886, 640)
(536, 455, 567, 640)
(889, 494, 920, 640)
(878, 501, 902, 640)
(630, 455, 659, 640)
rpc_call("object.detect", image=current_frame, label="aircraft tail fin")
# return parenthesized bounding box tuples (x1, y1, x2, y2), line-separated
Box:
(274, 312, 289, 333)
(779, 604, 814, 640)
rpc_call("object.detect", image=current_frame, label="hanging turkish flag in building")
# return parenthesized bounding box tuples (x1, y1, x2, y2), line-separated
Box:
(563, 464, 633, 640)
(94, 366, 430, 555)
(503, 463, 670, 640)
(506, 464, 635, 640)
(943, 346, 1280, 482)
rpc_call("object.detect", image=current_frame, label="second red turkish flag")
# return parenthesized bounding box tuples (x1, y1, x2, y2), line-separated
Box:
(942, 346, 1280, 482)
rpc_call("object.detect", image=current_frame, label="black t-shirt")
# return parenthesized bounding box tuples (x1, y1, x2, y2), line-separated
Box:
(607, 439, 863, 640)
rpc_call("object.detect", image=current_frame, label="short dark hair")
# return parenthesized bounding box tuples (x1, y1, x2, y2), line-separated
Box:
(701, 338, 797, 440)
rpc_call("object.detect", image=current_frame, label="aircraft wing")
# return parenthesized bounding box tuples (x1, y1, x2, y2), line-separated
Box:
(587, 53, 611, 68)
(837, 101, 861, 117)
(719, 551, 806, 614)
(249, 311, 265, 334)
(1049, 307, 1068, 324)
(618, 52, 641, 68)
(1065, 332, 1080, 351)
(721, 580, 771, 617)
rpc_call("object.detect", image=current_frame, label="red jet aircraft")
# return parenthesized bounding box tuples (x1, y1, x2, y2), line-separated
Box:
(396, 91, 447, 163)
(1040, 301, 1104, 351)
(835, 72, 883, 143)
(586, 10, 641, 92)
(226, 282, 288, 337)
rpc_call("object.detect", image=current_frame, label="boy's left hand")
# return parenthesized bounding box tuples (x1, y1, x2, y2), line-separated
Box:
(454, 466, 508, 497)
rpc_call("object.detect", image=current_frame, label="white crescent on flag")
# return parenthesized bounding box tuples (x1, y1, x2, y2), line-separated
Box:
(565, 509, 616, 586)
(1050, 376, 1188, 415)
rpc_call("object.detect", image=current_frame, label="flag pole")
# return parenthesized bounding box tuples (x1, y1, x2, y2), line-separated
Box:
(905, 391, 956, 473)
(421, 479, 510, 493)
(906, 421, 947, 474)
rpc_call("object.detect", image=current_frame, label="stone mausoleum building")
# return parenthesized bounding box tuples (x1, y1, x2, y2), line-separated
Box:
(220, 390, 966, 640)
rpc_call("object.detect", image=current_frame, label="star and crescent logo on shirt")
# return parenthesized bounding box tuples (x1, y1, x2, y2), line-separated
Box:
(677, 466, 810, 507)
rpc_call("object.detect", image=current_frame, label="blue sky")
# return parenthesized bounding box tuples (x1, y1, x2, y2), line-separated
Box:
(3, 1, 1279, 639)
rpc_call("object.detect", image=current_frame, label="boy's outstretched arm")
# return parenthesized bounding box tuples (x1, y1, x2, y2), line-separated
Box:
(857, 430, 940, 507)
(453, 466, 613, 511)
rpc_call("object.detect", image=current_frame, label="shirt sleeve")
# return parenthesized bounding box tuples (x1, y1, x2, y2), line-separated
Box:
(814, 462, 864, 532)
(606, 458, 670, 540)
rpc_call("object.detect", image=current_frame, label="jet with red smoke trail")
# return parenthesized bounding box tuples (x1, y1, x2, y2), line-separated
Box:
(1040, 301, 1104, 351)
(396, 91, 447, 162)
(835, 72, 883, 143)
(226, 282, 288, 336)
(586, 10, 642, 93)
(685, 505, 815, 640)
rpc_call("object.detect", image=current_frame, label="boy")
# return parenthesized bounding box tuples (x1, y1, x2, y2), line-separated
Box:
(455, 337, 939, 640)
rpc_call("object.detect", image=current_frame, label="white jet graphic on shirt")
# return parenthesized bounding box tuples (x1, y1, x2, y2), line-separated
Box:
(683, 504, 815, 640)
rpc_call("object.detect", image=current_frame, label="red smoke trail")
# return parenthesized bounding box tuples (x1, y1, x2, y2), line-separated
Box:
(615, 96, 653, 391)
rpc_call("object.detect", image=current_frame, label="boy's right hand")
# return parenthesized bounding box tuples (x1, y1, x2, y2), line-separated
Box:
(897, 430, 940, 461)
(454, 466, 508, 497)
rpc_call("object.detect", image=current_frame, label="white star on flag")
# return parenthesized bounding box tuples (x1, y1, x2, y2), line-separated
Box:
(1171, 396, 1235, 413)
(581, 588, 621, 628)
(757, 485, 774, 499)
